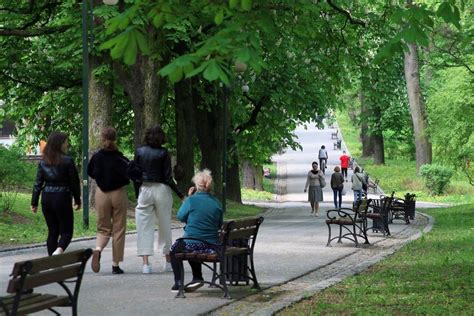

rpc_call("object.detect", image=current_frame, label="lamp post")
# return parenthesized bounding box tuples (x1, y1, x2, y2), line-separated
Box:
(81, 0, 117, 228)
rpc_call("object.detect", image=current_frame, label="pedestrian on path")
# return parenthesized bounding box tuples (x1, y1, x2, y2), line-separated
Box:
(351, 166, 366, 202)
(330, 166, 344, 208)
(87, 127, 130, 274)
(31, 132, 81, 256)
(134, 124, 185, 274)
(170, 169, 223, 293)
(339, 150, 350, 181)
(318, 145, 328, 174)
(304, 162, 325, 216)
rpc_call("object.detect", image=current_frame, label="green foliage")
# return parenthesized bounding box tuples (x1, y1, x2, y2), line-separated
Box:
(420, 164, 454, 195)
(280, 204, 474, 315)
(0, 146, 33, 212)
(426, 67, 474, 185)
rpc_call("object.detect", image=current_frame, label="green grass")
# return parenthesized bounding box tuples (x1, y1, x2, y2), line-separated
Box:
(278, 204, 474, 315)
(0, 190, 265, 246)
(241, 162, 277, 201)
(336, 111, 474, 204)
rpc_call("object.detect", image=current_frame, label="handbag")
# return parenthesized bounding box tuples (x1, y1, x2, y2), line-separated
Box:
(319, 174, 326, 188)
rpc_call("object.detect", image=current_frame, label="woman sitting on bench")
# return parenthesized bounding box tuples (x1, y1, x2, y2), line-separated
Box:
(170, 169, 224, 293)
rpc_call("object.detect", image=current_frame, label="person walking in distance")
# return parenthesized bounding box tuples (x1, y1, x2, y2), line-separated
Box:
(318, 145, 328, 174)
(330, 166, 345, 208)
(351, 166, 366, 202)
(304, 162, 325, 216)
(31, 132, 81, 256)
(134, 124, 185, 274)
(339, 150, 350, 182)
(88, 127, 130, 274)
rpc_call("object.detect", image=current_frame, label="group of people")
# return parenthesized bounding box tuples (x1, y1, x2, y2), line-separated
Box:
(31, 125, 223, 293)
(304, 148, 367, 212)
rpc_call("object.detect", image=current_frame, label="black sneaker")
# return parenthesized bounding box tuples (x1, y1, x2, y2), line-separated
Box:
(112, 266, 124, 274)
(171, 284, 180, 293)
(185, 279, 204, 293)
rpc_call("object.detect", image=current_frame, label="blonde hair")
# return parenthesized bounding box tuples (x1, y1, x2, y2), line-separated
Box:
(192, 169, 213, 192)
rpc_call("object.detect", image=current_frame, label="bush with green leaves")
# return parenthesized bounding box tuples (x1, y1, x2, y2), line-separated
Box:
(419, 164, 454, 195)
(0, 145, 32, 212)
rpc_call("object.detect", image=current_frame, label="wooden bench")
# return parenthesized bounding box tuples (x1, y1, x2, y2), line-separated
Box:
(333, 139, 342, 150)
(326, 199, 371, 247)
(331, 129, 338, 139)
(390, 193, 416, 224)
(362, 193, 394, 236)
(172, 217, 264, 299)
(0, 248, 92, 316)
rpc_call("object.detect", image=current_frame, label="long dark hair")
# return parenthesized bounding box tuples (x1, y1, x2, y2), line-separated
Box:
(43, 132, 67, 165)
(101, 127, 118, 151)
(144, 124, 166, 148)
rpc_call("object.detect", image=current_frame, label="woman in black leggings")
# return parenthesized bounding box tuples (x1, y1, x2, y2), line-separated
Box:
(31, 132, 81, 256)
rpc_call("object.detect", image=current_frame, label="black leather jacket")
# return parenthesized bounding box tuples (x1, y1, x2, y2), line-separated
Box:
(135, 145, 184, 199)
(31, 156, 81, 207)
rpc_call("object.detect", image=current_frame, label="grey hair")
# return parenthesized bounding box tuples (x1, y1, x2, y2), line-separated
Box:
(192, 169, 213, 192)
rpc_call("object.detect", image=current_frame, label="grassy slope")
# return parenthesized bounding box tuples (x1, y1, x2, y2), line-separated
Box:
(279, 204, 474, 315)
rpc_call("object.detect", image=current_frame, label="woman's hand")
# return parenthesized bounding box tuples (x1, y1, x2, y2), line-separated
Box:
(31, 206, 37, 214)
(74, 204, 81, 211)
(187, 186, 196, 196)
(304, 189, 307, 193)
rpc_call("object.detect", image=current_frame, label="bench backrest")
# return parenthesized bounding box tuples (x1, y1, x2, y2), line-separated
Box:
(221, 217, 264, 252)
(7, 249, 93, 294)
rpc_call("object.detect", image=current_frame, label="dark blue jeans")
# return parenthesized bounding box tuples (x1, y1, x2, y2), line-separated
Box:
(332, 188, 343, 208)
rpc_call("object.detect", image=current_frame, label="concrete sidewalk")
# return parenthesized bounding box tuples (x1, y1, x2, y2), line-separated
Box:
(0, 122, 433, 315)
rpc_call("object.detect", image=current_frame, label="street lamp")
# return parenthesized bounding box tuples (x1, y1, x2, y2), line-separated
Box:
(81, 0, 117, 228)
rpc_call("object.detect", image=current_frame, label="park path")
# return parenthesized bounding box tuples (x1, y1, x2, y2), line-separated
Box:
(0, 122, 432, 315)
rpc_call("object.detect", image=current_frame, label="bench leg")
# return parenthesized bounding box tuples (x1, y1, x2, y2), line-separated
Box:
(326, 223, 333, 246)
(248, 253, 260, 290)
(220, 257, 231, 299)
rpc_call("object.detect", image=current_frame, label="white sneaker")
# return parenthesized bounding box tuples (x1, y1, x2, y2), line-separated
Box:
(162, 262, 172, 272)
(142, 264, 152, 274)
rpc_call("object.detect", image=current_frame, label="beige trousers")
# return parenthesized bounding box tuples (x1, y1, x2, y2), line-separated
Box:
(135, 183, 172, 256)
(95, 186, 128, 263)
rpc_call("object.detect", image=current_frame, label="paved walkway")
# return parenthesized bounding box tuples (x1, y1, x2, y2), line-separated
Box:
(0, 123, 433, 315)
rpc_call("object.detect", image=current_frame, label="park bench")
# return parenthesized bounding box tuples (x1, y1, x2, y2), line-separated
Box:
(172, 216, 264, 299)
(331, 129, 338, 139)
(333, 139, 342, 150)
(389, 193, 416, 224)
(0, 248, 92, 316)
(362, 193, 394, 237)
(326, 199, 371, 247)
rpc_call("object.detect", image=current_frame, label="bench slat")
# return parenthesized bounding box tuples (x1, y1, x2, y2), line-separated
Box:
(229, 218, 260, 230)
(0, 292, 42, 306)
(11, 249, 88, 276)
(228, 227, 258, 240)
(15, 295, 69, 315)
(7, 264, 81, 293)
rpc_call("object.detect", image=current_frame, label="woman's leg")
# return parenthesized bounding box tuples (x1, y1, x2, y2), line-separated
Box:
(95, 188, 112, 251)
(154, 184, 173, 265)
(135, 185, 156, 264)
(111, 187, 128, 265)
(332, 189, 338, 208)
(338, 189, 343, 208)
(55, 193, 74, 252)
(314, 202, 320, 215)
(41, 192, 59, 256)
(310, 202, 315, 213)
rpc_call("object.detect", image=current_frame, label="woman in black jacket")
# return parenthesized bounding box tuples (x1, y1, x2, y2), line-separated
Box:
(88, 127, 130, 274)
(134, 124, 184, 274)
(31, 132, 81, 256)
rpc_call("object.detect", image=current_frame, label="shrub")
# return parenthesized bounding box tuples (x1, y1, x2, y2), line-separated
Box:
(419, 164, 454, 195)
(0, 145, 31, 211)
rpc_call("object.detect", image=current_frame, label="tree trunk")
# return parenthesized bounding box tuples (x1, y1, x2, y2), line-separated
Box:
(88, 57, 113, 209)
(254, 163, 264, 191)
(226, 157, 242, 203)
(242, 160, 256, 189)
(359, 90, 374, 157)
(404, 43, 432, 171)
(174, 79, 195, 192)
(193, 85, 224, 199)
(372, 133, 385, 165)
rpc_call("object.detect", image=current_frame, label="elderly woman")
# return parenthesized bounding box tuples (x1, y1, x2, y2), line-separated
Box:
(304, 161, 325, 216)
(170, 169, 224, 293)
